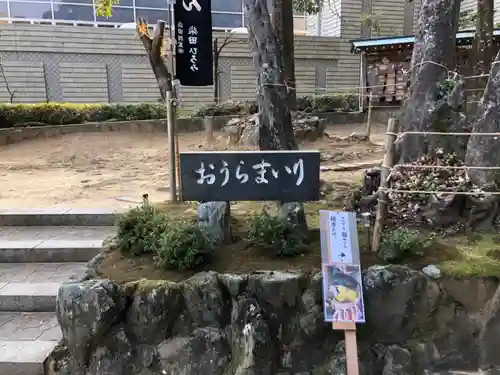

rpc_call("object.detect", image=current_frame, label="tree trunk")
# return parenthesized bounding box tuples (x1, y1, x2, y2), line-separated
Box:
(243, 0, 297, 151)
(465, 49, 500, 187)
(244, 0, 307, 235)
(398, 0, 461, 163)
(272, 0, 297, 110)
(213, 38, 220, 104)
(474, 0, 494, 89)
(136, 19, 172, 101)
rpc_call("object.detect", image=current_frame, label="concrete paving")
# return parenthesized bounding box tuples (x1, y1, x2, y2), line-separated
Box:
(0, 263, 88, 312)
(0, 226, 115, 262)
(0, 209, 118, 375)
(0, 207, 126, 226)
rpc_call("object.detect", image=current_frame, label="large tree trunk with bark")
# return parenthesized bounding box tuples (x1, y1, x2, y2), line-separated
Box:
(243, 0, 307, 234)
(398, 0, 462, 163)
(465, 50, 500, 187)
(272, 0, 297, 110)
(243, 0, 297, 151)
(473, 0, 494, 89)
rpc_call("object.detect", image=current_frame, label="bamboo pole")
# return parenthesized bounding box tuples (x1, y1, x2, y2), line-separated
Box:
(364, 91, 373, 140)
(371, 117, 397, 253)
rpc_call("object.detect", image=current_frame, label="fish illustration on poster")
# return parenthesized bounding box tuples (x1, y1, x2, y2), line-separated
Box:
(323, 263, 365, 323)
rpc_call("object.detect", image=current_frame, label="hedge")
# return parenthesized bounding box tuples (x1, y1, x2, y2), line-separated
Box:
(191, 94, 359, 117)
(0, 103, 167, 129)
(0, 95, 359, 129)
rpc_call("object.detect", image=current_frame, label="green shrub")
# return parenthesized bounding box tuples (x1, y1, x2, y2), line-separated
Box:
(155, 219, 214, 270)
(116, 205, 168, 256)
(378, 228, 432, 262)
(0, 103, 167, 128)
(246, 212, 307, 257)
(190, 94, 358, 118)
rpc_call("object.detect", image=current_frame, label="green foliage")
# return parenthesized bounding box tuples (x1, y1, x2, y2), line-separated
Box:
(116, 205, 163, 256)
(437, 77, 459, 101)
(293, 0, 322, 14)
(191, 94, 358, 117)
(0, 103, 166, 129)
(155, 219, 214, 270)
(246, 212, 308, 257)
(116, 204, 213, 270)
(95, 0, 119, 16)
(378, 228, 432, 262)
(459, 9, 477, 29)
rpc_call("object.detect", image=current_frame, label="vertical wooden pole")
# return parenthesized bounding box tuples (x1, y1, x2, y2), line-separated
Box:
(345, 329, 359, 375)
(364, 91, 373, 140)
(371, 117, 397, 253)
(204, 117, 214, 144)
(332, 322, 359, 375)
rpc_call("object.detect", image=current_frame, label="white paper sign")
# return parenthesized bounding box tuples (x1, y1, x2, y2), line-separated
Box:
(320, 210, 360, 265)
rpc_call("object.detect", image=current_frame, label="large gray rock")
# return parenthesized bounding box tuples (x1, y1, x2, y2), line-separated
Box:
(160, 327, 231, 375)
(197, 201, 231, 244)
(56, 279, 127, 371)
(50, 267, 500, 375)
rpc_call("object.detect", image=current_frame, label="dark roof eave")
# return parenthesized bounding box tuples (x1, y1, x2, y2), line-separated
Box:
(350, 28, 496, 53)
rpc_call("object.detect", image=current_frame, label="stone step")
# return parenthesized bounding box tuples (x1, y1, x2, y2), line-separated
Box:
(0, 208, 125, 226)
(0, 263, 87, 312)
(0, 340, 58, 375)
(0, 226, 115, 263)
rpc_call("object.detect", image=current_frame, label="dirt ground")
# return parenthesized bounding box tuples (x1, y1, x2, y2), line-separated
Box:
(0, 123, 386, 209)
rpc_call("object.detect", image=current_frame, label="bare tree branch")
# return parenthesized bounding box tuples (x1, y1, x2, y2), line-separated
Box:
(0, 58, 16, 104)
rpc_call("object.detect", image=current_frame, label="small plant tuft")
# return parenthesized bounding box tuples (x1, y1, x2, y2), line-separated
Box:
(116, 205, 163, 256)
(246, 212, 308, 257)
(378, 228, 432, 262)
(155, 219, 214, 270)
(116, 204, 213, 270)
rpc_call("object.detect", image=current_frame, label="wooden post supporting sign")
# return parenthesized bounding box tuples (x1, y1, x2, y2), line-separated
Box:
(332, 322, 359, 375)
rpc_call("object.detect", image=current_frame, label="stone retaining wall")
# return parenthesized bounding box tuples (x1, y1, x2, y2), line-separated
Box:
(0, 108, 399, 146)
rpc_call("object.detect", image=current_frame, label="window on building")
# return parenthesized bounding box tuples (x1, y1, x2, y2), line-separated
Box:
(135, 8, 169, 24)
(52, 3, 95, 21)
(54, 0, 92, 5)
(135, 0, 166, 8)
(0, 1, 8, 17)
(212, 12, 243, 28)
(96, 6, 134, 23)
(212, 0, 242, 12)
(10, 1, 52, 19)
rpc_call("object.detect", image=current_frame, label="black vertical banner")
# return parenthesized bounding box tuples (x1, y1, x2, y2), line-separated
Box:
(174, 0, 214, 86)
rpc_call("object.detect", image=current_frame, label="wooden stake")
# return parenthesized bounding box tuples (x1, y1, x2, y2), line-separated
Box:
(332, 322, 359, 375)
(204, 117, 214, 144)
(371, 117, 398, 253)
(364, 91, 373, 140)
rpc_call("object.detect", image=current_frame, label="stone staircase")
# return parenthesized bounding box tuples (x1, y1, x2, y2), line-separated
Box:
(0, 208, 120, 375)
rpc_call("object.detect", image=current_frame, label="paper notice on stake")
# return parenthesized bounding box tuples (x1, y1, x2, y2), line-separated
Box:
(320, 211, 360, 265)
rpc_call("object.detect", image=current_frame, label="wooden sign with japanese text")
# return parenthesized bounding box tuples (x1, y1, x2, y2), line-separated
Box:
(179, 150, 321, 202)
(174, 0, 213, 86)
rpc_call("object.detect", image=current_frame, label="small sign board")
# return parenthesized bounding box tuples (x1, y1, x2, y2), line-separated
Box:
(320, 211, 360, 264)
(179, 150, 321, 202)
(319, 211, 365, 324)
